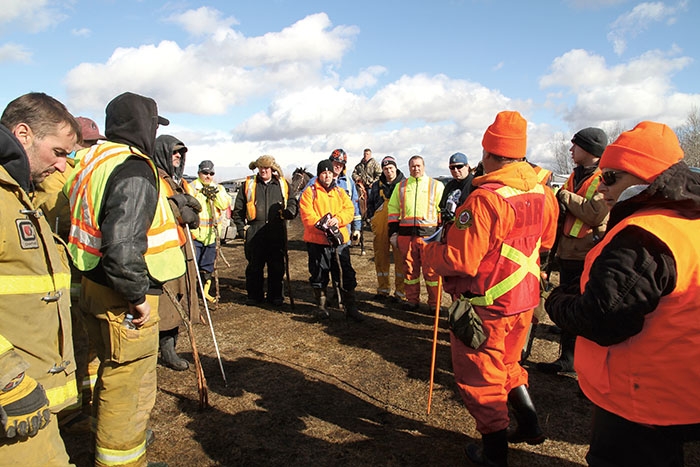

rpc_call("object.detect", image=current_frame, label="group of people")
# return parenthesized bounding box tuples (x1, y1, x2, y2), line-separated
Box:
(1, 89, 699, 467)
(0, 91, 231, 466)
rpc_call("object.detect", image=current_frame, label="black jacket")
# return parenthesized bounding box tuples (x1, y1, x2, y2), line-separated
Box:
(232, 175, 298, 243)
(0, 124, 31, 192)
(366, 170, 405, 220)
(546, 162, 700, 346)
(83, 93, 162, 305)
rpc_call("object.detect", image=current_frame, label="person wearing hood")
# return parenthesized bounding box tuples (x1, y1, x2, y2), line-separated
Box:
(299, 159, 364, 322)
(232, 155, 298, 306)
(545, 122, 700, 466)
(153, 135, 202, 371)
(0, 93, 79, 464)
(424, 111, 557, 467)
(366, 156, 407, 301)
(65, 92, 184, 467)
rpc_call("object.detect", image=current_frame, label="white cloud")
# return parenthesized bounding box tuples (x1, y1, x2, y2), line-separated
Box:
(0, 43, 31, 63)
(540, 48, 699, 130)
(64, 12, 358, 115)
(342, 66, 387, 90)
(71, 28, 91, 38)
(0, 0, 67, 33)
(607, 1, 688, 55)
(166, 6, 239, 37)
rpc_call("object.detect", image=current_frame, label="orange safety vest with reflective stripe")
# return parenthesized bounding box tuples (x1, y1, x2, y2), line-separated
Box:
(533, 165, 553, 186)
(562, 169, 602, 238)
(387, 176, 443, 234)
(243, 175, 289, 220)
(576, 208, 700, 425)
(467, 183, 545, 315)
(65, 142, 185, 282)
(0, 166, 77, 412)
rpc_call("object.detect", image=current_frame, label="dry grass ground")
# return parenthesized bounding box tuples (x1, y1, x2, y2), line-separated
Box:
(62, 218, 700, 466)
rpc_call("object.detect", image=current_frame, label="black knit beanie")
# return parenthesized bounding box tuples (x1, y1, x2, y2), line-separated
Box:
(317, 159, 334, 176)
(571, 127, 608, 158)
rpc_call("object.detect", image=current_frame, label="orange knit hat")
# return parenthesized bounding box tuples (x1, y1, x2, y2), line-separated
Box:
(600, 121, 684, 183)
(482, 111, 527, 159)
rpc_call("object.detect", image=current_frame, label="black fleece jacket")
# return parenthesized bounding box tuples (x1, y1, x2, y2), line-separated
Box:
(546, 162, 700, 346)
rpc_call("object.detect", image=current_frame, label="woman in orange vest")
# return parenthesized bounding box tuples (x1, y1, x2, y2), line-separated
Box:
(546, 121, 700, 466)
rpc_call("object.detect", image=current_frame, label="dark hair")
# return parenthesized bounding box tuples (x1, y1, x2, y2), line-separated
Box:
(1, 92, 80, 141)
(485, 151, 523, 164)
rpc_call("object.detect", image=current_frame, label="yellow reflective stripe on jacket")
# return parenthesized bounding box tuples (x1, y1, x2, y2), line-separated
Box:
(563, 170, 602, 238)
(244, 175, 289, 220)
(470, 239, 541, 307)
(45, 379, 79, 410)
(0, 335, 12, 355)
(95, 439, 147, 466)
(0, 273, 71, 295)
(67, 142, 184, 281)
(469, 183, 544, 308)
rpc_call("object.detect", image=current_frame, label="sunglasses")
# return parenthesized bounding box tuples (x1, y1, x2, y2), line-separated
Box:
(200, 171, 215, 176)
(450, 164, 466, 170)
(601, 170, 625, 186)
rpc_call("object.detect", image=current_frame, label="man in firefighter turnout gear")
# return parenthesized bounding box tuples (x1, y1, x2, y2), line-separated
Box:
(0, 92, 80, 465)
(424, 111, 557, 467)
(232, 155, 298, 306)
(153, 134, 203, 371)
(365, 155, 406, 301)
(65, 92, 185, 467)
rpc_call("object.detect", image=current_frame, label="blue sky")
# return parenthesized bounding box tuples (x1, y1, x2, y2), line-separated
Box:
(1, 0, 698, 180)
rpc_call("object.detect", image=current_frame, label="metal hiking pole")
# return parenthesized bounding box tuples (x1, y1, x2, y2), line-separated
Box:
(187, 233, 228, 386)
(427, 276, 443, 414)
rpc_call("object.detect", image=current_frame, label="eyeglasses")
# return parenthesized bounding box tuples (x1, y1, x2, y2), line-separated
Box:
(449, 164, 466, 170)
(600, 170, 625, 186)
(200, 171, 215, 176)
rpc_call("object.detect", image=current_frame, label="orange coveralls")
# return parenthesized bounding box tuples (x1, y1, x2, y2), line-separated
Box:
(424, 161, 557, 434)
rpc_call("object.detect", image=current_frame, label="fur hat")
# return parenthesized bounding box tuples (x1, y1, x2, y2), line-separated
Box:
(482, 111, 527, 159)
(249, 154, 284, 178)
(600, 121, 684, 183)
(572, 127, 608, 158)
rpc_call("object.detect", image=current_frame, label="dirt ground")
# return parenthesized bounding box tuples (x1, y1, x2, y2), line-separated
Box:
(62, 218, 700, 466)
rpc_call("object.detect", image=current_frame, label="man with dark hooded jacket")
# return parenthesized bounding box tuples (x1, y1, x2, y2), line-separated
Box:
(65, 92, 184, 467)
(153, 134, 202, 371)
(0, 92, 79, 465)
(546, 121, 700, 466)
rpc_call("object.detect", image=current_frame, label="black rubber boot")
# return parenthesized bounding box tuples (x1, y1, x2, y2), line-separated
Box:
(536, 331, 576, 374)
(465, 429, 508, 467)
(159, 330, 189, 371)
(313, 288, 329, 319)
(342, 289, 364, 322)
(507, 385, 545, 445)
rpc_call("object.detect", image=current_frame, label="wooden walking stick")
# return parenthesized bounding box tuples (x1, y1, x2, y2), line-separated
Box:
(427, 275, 443, 415)
(283, 220, 295, 309)
(163, 286, 209, 409)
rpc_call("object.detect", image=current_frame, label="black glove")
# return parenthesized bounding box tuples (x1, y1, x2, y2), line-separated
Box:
(281, 198, 298, 220)
(183, 194, 202, 212)
(201, 185, 218, 201)
(0, 373, 51, 439)
(180, 206, 200, 229)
